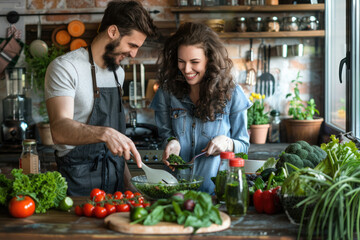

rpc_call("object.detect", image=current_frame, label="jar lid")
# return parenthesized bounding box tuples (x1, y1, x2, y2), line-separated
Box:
(229, 158, 244, 167)
(270, 110, 280, 116)
(220, 151, 235, 159)
(23, 139, 36, 145)
(235, 17, 246, 22)
(283, 16, 298, 22)
(267, 16, 279, 21)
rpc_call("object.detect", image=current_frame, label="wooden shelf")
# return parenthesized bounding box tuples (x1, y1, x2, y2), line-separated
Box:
(171, 3, 324, 13)
(218, 30, 325, 38)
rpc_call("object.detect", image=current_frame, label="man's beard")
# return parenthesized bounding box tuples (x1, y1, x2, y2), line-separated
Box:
(103, 38, 122, 71)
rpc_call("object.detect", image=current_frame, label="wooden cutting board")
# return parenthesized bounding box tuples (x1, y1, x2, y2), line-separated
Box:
(104, 211, 231, 234)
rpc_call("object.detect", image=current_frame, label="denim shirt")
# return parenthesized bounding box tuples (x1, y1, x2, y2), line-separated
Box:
(149, 85, 251, 194)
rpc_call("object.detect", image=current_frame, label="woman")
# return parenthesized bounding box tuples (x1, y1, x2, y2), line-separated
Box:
(149, 22, 251, 194)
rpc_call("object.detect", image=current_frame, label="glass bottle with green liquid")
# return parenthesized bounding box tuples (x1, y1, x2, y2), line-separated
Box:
(215, 151, 234, 204)
(225, 158, 249, 216)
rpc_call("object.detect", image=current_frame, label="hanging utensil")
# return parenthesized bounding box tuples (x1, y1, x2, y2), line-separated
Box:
(245, 39, 256, 86)
(256, 45, 275, 96)
(29, 15, 48, 58)
(256, 39, 265, 77)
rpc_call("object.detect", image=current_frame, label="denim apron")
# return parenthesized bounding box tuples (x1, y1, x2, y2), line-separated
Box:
(55, 46, 126, 196)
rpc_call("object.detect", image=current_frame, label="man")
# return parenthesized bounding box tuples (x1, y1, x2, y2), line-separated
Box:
(45, 0, 157, 196)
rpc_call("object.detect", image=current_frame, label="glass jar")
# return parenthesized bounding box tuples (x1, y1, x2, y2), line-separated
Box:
(205, 19, 225, 33)
(235, 17, 247, 32)
(215, 151, 235, 204)
(282, 16, 299, 31)
(19, 139, 39, 174)
(266, 16, 280, 32)
(248, 17, 264, 32)
(178, 0, 188, 6)
(225, 158, 249, 216)
(300, 16, 319, 30)
(189, 0, 202, 6)
(268, 110, 281, 143)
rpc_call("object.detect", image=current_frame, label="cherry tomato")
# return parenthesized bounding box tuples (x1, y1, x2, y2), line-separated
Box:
(128, 199, 135, 206)
(90, 188, 105, 200)
(94, 194, 105, 202)
(83, 203, 95, 217)
(106, 193, 113, 199)
(116, 203, 130, 212)
(134, 192, 142, 197)
(143, 202, 151, 208)
(8, 195, 35, 218)
(137, 197, 144, 204)
(74, 205, 83, 216)
(94, 206, 108, 218)
(124, 190, 134, 199)
(133, 203, 143, 208)
(104, 203, 116, 215)
(113, 191, 123, 200)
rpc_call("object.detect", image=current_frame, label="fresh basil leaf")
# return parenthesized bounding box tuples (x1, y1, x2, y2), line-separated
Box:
(194, 203, 204, 218)
(143, 206, 164, 226)
(198, 192, 212, 213)
(172, 200, 183, 216)
(184, 215, 205, 228)
(209, 206, 222, 225)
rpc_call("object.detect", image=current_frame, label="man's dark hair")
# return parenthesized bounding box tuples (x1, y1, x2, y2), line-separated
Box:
(99, 0, 157, 38)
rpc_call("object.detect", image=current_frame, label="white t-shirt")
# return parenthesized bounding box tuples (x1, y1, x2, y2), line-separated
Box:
(45, 47, 125, 156)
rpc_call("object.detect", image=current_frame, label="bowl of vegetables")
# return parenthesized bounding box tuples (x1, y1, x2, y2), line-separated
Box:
(131, 174, 204, 200)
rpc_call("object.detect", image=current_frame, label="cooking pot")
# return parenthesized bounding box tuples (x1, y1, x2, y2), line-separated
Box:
(29, 16, 48, 58)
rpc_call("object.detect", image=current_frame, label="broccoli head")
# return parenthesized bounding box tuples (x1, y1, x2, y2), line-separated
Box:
(312, 145, 327, 160)
(284, 143, 302, 154)
(276, 153, 304, 173)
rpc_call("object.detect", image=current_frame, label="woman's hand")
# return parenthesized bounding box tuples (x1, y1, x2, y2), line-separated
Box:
(203, 135, 234, 156)
(162, 139, 181, 170)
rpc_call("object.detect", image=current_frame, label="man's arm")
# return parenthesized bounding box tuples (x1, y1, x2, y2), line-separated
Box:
(46, 96, 142, 167)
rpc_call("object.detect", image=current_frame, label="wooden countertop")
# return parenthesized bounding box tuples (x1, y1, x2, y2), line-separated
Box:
(0, 197, 300, 240)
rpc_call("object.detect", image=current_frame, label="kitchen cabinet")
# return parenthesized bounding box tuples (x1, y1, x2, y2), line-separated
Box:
(171, 3, 325, 38)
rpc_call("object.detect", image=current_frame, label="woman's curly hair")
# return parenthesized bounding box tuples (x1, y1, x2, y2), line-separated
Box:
(157, 22, 235, 121)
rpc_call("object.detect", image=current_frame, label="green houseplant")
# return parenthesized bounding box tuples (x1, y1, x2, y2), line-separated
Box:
(247, 92, 270, 144)
(284, 72, 323, 145)
(25, 44, 64, 145)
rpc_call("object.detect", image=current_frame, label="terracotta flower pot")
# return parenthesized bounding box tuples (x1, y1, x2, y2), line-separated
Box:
(284, 117, 323, 145)
(37, 123, 54, 145)
(250, 124, 270, 144)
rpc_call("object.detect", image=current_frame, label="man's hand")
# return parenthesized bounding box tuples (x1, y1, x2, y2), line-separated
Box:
(162, 139, 181, 168)
(203, 135, 234, 156)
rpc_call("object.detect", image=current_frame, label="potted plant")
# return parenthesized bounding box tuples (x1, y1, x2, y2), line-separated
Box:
(247, 92, 270, 144)
(25, 45, 64, 145)
(284, 71, 323, 145)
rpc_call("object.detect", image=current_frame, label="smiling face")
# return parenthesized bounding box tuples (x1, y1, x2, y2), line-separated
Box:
(177, 44, 208, 86)
(103, 29, 147, 71)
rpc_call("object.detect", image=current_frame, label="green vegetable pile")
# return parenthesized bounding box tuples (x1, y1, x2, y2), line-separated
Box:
(276, 140, 327, 172)
(131, 190, 222, 233)
(0, 169, 68, 213)
(167, 154, 186, 165)
(133, 178, 202, 200)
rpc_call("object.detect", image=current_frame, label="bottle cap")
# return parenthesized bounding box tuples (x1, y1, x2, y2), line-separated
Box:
(23, 139, 36, 145)
(220, 152, 235, 159)
(270, 110, 280, 116)
(229, 158, 244, 167)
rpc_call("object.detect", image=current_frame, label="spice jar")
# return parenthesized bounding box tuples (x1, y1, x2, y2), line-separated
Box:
(19, 139, 40, 174)
(215, 151, 235, 204)
(205, 19, 225, 33)
(268, 110, 281, 143)
(282, 16, 299, 31)
(248, 17, 264, 32)
(178, 0, 188, 6)
(300, 16, 319, 30)
(225, 158, 249, 216)
(266, 16, 280, 32)
(235, 17, 247, 32)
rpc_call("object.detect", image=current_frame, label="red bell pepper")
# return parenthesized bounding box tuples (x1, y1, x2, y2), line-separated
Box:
(253, 172, 281, 214)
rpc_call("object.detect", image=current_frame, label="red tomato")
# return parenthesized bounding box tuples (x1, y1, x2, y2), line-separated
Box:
(124, 190, 134, 199)
(133, 203, 143, 208)
(83, 203, 95, 217)
(94, 194, 105, 202)
(143, 202, 151, 208)
(134, 192, 142, 197)
(113, 191, 123, 200)
(137, 196, 144, 204)
(94, 206, 108, 218)
(8, 195, 35, 218)
(106, 193, 113, 199)
(116, 203, 130, 212)
(74, 205, 83, 216)
(90, 188, 105, 200)
(128, 199, 135, 206)
(104, 203, 116, 215)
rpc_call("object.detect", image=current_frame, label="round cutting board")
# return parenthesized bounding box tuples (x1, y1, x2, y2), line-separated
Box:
(104, 211, 231, 234)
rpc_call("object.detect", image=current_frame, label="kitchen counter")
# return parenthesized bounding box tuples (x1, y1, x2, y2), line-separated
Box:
(0, 196, 300, 240)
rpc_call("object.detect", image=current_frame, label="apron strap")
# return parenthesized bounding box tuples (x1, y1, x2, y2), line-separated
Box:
(88, 45, 100, 99)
